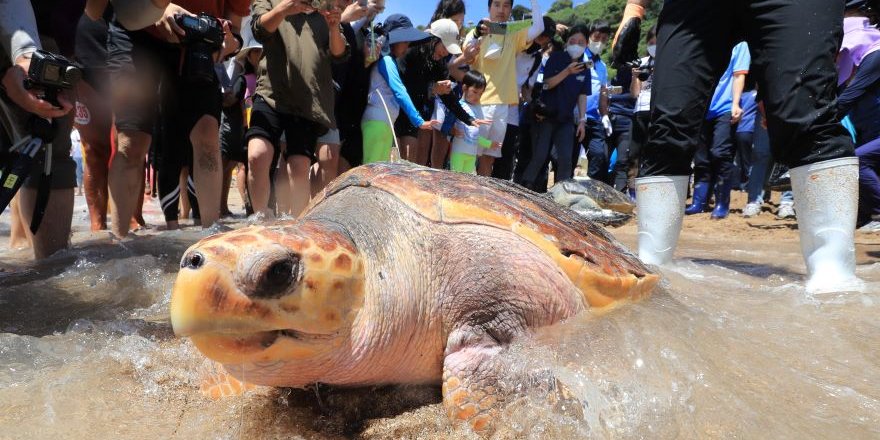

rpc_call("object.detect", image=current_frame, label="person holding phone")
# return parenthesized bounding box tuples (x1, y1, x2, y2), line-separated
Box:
(520, 25, 591, 191)
(576, 21, 612, 182)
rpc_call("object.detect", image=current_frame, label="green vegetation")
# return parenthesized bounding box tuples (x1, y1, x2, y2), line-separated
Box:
(546, 0, 662, 74)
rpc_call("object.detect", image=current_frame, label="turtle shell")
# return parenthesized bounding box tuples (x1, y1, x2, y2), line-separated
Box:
(307, 163, 658, 308)
(557, 178, 636, 214)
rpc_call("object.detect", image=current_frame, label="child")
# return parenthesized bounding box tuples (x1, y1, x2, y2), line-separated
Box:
(362, 14, 436, 164)
(449, 71, 491, 174)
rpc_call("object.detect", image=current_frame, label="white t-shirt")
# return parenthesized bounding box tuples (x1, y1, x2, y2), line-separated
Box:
(635, 56, 655, 113)
(70, 128, 83, 159)
(451, 101, 488, 157)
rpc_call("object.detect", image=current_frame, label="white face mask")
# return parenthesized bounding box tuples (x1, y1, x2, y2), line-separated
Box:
(566, 44, 586, 60)
(588, 40, 605, 55)
(647, 44, 657, 58)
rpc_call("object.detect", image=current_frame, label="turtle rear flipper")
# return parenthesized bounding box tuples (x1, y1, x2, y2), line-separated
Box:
(442, 330, 585, 435)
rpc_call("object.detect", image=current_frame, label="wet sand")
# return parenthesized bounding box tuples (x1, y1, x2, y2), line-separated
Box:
(0, 188, 878, 440)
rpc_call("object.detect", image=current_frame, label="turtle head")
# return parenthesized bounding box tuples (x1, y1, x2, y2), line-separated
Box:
(171, 222, 366, 381)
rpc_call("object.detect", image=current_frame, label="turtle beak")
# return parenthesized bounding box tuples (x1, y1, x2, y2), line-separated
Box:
(171, 250, 281, 337)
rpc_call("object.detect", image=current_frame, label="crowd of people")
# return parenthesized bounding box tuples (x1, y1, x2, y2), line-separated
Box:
(1, 0, 878, 295)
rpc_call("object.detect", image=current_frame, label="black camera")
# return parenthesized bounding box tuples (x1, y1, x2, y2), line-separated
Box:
(25, 50, 82, 107)
(634, 65, 653, 81)
(175, 12, 224, 83)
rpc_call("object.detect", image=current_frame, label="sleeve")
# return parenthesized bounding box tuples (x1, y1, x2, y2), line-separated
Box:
(378, 56, 425, 127)
(524, 0, 544, 44)
(542, 53, 566, 79)
(733, 43, 751, 74)
(440, 93, 476, 126)
(251, 0, 275, 43)
(839, 50, 880, 114)
(0, 0, 41, 64)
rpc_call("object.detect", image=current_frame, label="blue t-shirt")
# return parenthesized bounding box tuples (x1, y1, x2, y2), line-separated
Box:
(707, 42, 751, 120)
(583, 49, 609, 121)
(541, 51, 592, 124)
(736, 90, 758, 133)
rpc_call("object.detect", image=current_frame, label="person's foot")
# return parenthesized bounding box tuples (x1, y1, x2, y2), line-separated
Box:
(857, 221, 880, 232)
(742, 202, 761, 218)
(777, 203, 796, 220)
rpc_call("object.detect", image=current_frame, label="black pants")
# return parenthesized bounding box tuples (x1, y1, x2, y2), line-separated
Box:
(492, 124, 520, 181)
(732, 130, 755, 188)
(693, 113, 735, 185)
(642, 0, 854, 177)
(608, 113, 633, 189)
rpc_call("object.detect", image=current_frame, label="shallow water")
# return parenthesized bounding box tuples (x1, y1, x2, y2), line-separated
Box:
(0, 203, 878, 439)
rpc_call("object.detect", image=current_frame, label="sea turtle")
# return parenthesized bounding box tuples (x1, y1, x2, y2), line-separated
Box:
(547, 178, 635, 227)
(171, 162, 659, 434)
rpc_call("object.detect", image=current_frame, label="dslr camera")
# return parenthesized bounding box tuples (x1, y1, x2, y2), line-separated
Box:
(175, 12, 225, 83)
(634, 65, 653, 81)
(25, 50, 82, 108)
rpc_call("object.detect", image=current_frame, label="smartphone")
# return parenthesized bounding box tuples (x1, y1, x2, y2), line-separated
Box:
(609, 85, 624, 95)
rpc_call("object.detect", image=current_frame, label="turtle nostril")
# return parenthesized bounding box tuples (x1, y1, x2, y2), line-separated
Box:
(182, 251, 205, 269)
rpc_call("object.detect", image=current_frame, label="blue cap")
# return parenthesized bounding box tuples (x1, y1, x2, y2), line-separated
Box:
(382, 14, 431, 46)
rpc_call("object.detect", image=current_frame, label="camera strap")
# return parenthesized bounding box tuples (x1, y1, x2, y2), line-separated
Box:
(29, 142, 52, 234)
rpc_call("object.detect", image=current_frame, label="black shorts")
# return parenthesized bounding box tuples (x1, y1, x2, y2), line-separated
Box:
(220, 106, 247, 163)
(245, 95, 319, 161)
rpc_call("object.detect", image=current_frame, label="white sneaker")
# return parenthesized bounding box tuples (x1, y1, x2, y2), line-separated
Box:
(777, 203, 796, 220)
(742, 203, 761, 218)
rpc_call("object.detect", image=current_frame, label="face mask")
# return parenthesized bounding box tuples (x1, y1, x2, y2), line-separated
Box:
(566, 44, 586, 60)
(647, 45, 656, 58)
(588, 40, 604, 55)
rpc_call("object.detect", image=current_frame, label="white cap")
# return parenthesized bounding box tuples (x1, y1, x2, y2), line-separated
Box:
(427, 19, 462, 55)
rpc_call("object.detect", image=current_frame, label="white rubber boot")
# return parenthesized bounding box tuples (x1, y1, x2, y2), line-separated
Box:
(635, 176, 690, 266)
(789, 157, 862, 293)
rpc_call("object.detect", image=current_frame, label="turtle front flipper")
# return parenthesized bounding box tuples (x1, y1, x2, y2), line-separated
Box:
(199, 363, 260, 399)
(442, 331, 585, 435)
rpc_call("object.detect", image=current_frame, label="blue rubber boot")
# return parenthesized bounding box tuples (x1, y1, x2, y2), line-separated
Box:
(685, 182, 711, 215)
(711, 180, 732, 219)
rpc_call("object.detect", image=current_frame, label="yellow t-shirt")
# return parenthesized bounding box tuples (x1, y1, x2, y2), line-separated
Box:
(466, 23, 531, 106)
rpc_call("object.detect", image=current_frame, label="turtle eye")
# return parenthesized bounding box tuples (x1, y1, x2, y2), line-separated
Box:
(252, 254, 300, 299)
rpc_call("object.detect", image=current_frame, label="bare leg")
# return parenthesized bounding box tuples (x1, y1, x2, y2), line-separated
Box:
(431, 130, 450, 169)
(338, 157, 352, 175)
(315, 142, 341, 193)
(414, 129, 432, 166)
(190, 115, 222, 229)
(132, 174, 146, 229)
(9, 195, 31, 250)
(235, 163, 248, 210)
(246, 136, 275, 216)
(286, 154, 312, 218)
(274, 155, 292, 216)
(220, 159, 235, 216)
(478, 156, 495, 177)
(179, 168, 191, 220)
(108, 130, 150, 238)
(18, 187, 74, 259)
(399, 135, 417, 162)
